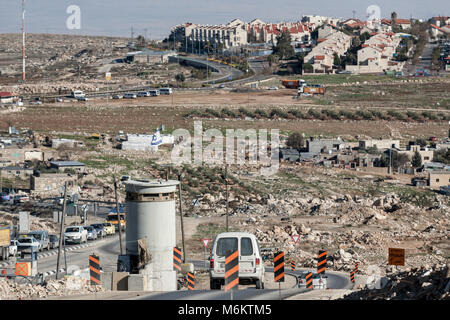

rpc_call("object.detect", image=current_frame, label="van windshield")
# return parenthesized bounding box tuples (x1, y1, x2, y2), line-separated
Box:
(216, 237, 238, 256)
(29, 233, 41, 240)
(240, 237, 253, 256)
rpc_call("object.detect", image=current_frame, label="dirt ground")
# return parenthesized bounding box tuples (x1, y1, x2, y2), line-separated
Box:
(1, 89, 448, 139)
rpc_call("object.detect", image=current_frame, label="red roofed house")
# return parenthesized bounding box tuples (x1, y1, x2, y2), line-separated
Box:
(0, 92, 17, 104)
(393, 19, 411, 30)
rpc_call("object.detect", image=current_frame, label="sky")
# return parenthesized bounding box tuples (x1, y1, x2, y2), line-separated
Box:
(0, 0, 448, 39)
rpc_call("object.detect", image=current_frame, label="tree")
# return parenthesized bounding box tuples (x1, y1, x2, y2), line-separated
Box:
(272, 31, 295, 60)
(267, 54, 280, 67)
(359, 32, 371, 42)
(286, 132, 304, 150)
(175, 73, 185, 82)
(333, 53, 341, 67)
(136, 35, 146, 48)
(391, 150, 410, 168)
(433, 149, 450, 165)
(412, 151, 422, 168)
(415, 138, 427, 147)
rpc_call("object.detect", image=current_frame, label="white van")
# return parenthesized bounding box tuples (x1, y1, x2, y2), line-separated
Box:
(71, 90, 85, 98)
(159, 87, 172, 95)
(209, 232, 265, 289)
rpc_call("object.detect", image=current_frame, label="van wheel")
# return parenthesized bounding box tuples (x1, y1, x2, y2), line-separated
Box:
(256, 279, 264, 289)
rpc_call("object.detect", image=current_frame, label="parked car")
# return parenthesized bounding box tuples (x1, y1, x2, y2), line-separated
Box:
(56, 97, 64, 102)
(123, 93, 137, 99)
(27, 230, 50, 251)
(77, 96, 88, 101)
(84, 226, 98, 241)
(149, 89, 160, 96)
(268, 86, 278, 90)
(112, 95, 122, 99)
(297, 271, 328, 289)
(49, 234, 59, 249)
(13, 195, 29, 204)
(90, 224, 106, 238)
(209, 232, 265, 290)
(9, 240, 18, 257)
(137, 91, 150, 97)
(17, 235, 40, 252)
(64, 226, 88, 244)
(102, 222, 115, 235)
(30, 98, 42, 105)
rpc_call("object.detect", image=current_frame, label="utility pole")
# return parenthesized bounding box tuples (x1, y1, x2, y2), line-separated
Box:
(22, 0, 26, 82)
(225, 165, 229, 232)
(178, 173, 186, 263)
(113, 177, 124, 255)
(56, 182, 68, 280)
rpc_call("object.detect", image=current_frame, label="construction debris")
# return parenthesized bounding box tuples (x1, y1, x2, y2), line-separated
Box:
(340, 264, 450, 300)
(0, 277, 104, 300)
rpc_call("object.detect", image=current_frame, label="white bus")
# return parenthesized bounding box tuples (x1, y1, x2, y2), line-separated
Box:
(159, 88, 172, 95)
(71, 90, 85, 98)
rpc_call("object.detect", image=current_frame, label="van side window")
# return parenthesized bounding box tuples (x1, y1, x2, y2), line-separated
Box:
(241, 237, 253, 256)
(216, 237, 238, 256)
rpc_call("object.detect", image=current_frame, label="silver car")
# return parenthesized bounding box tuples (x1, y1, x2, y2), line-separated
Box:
(84, 226, 98, 241)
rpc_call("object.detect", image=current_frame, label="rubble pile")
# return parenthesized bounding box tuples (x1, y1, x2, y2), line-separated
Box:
(341, 264, 450, 300)
(0, 278, 104, 300)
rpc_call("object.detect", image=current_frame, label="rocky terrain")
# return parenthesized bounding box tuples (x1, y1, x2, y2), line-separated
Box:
(341, 264, 450, 300)
(0, 277, 104, 300)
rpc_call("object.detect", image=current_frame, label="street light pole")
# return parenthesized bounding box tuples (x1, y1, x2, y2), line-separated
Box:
(225, 165, 229, 232)
(56, 181, 68, 280)
(178, 173, 186, 263)
(113, 176, 124, 255)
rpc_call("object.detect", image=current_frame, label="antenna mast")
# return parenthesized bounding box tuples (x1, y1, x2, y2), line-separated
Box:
(22, 0, 26, 81)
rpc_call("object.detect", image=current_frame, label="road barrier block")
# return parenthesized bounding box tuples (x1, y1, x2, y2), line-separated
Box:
(225, 250, 239, 291)
(354, 262, 359, 274)
(173, 247, 182, 272)
(350, 271, 355, 283)
(317, 250, 327, 274)
(290, 260, 295, 271)
(89, 254, 101, 285)
(305, 272, 313, 289)
(187, 272, 195, 290)
(274, 251, 285, 282)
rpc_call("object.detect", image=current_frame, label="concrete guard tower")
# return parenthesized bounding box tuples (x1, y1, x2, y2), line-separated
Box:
(120, 179, 179, 291)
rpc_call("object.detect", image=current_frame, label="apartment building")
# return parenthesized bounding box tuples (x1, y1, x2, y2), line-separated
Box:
(346, 32, 405, 74)
(171, 20, 248, 50)
(303, 31, 352, 73)
(248, 20, 314, 45)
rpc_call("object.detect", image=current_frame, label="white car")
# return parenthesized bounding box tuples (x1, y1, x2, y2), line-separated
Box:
(17, 236, 40, 252)
(268, 86, 278, 90)
(77, 96, 88, 101)
(209, 232, 265, 289)
(298, 271, 328, 289)
(123, 93, 137, 99)
(64, 226, 88, 244)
